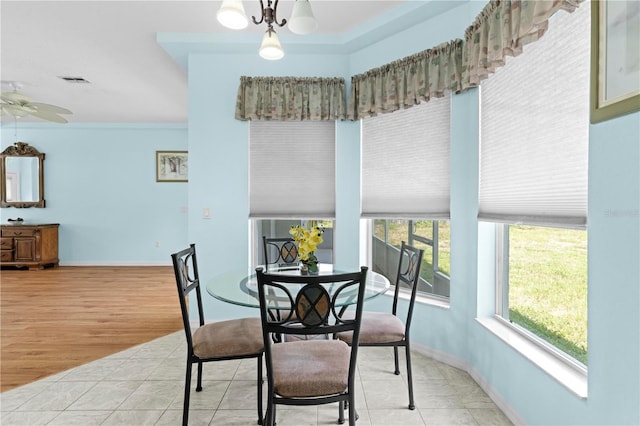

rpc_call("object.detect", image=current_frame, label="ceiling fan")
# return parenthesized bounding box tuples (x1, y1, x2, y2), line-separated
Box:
(0, 83, 72, 123)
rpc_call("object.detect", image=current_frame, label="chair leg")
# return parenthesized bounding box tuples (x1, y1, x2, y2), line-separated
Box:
(264, 393, 275, 426)
(183, 361, 192, 426)
(257, 355, 263, 425)
(343, 399, 360, 422)
(393, 346, 401, 375)
(338, 400, 345, 424)
(263, 405, 272, 426)
(405, 345, 415, 410)
(196, 360, 203, 392)
(348, 395, 357, 426)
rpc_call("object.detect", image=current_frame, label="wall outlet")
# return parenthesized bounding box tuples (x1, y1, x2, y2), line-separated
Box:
(154, 241, 160, 248)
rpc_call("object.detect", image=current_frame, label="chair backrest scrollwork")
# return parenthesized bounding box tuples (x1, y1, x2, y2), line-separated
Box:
(262, 236, 299, 269)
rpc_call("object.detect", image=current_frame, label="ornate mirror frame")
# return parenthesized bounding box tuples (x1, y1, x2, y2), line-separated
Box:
(0, 142, 46, 208)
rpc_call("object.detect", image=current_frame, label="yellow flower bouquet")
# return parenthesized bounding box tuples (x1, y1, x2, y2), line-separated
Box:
(289, 224, 324, 274)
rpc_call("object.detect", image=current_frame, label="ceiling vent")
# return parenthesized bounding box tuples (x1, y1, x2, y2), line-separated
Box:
(58, 76, 91, 83)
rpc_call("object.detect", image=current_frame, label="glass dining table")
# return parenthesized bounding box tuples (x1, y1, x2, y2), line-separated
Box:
(206, 263, 390, 309)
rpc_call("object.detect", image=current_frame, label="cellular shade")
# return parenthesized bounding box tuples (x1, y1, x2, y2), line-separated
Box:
(479, 4, 589, 228)
(250, 120, 335, 218)
(361, 97, 451, 219)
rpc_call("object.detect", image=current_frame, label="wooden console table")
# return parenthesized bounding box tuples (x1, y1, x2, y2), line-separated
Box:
(0, 224, 59, 270)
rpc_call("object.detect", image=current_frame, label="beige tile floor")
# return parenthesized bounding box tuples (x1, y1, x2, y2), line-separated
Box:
(1, 331, 513, 425)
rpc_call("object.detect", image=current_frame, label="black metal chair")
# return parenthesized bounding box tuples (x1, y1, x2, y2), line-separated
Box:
(262, 236, 299, 269)
(256, 266, 368, 426)
(337, 241, 424, 410)
(171, 244, 264, 426)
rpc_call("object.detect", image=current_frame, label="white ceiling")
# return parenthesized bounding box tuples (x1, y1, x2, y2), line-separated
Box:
(0, 1, 460, 124)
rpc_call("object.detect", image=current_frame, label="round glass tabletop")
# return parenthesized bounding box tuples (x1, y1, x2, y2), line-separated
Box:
(206, 263, 390, 309)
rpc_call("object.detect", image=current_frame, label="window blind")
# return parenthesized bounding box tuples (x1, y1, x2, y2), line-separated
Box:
(479, 3, 589, 229)
(249, 121, 335, 218)
(361, 97, 451, 219)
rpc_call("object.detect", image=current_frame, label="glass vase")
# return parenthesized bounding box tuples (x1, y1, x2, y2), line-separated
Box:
(300, 259, 319, 275)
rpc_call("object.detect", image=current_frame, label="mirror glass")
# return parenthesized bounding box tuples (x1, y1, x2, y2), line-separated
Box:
(1, 142, 45, 208)
(5, 157, 40, 202)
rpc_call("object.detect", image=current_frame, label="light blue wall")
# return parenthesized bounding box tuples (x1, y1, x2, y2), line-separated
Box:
(586, 113, 639, 424)
(335, 119, 362, 271)
(0, 125, 188, 263)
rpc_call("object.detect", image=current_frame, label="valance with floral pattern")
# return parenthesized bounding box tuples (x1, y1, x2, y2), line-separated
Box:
(235, 76, 347, 121)
(347, 40, 463, 120)
(461, 0, 584, 89)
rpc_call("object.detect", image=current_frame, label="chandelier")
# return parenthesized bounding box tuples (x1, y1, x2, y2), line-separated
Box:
(217, 0, 317, 60)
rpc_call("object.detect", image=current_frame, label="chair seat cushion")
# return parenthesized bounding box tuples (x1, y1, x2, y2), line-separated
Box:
(271, 340, 350, 398)
(337, 311, 405, 345)
(193, 317, 264, 359)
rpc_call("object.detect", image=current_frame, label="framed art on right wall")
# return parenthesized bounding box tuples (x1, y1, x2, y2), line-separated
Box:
(590, 0, 640, 123)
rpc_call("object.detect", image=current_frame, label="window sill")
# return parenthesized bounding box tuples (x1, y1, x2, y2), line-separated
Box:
(476, 317, 587, 399)
(391, 287, 450, 310)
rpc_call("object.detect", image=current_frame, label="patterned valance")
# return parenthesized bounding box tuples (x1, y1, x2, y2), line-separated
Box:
(347, 40, 463, 120)
(235, 76, 347, 121)
(461, 0, 584, 89)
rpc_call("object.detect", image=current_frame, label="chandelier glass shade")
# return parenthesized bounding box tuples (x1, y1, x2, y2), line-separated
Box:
(217, 0, 316, 60)
(259, 28, 284, 60)
(288, 0, 317, 35)
(217, 0, 249, 29)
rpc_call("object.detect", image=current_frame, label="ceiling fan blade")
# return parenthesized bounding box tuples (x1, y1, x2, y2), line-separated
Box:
(30, 110, 69, 123)
(1, 91, 31, 104)
(30, 102, 72, 115)
(1, 90, 71, 122)
(0, 103, 32, 117)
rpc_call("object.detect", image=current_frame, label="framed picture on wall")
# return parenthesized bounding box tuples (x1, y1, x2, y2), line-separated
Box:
(156, 151, 188, 182)
(590, 0, 640, 123)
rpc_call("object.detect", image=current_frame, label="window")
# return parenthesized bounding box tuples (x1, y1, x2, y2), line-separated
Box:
(480, 3, 590, 365)
(361, 96, 452, 300)
(373, 219, 450, 299)
(249, 121, 336, 266)
(253, 219, 334, 266)
(496, 225, 587, 365)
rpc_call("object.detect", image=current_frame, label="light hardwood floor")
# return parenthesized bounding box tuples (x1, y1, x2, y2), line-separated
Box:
(0, 266, 183, 392)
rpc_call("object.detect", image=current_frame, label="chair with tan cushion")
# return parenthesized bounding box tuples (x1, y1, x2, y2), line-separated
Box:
(171, 244, 264, 426)
(262, 236, 299, 270)
(337, 241, 424, 410)
(256, 266, 368, 426)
